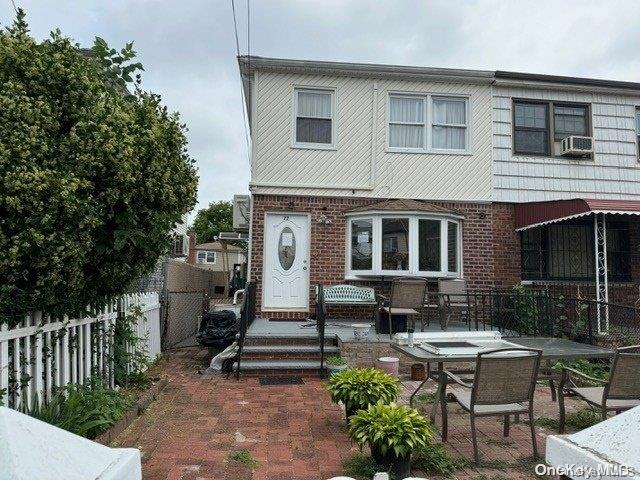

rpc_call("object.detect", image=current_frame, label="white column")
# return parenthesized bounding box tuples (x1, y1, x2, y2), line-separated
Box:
(594, 213, 609, 334)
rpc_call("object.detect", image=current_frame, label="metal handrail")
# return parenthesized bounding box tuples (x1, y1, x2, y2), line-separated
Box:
(316, 285, 326, 378)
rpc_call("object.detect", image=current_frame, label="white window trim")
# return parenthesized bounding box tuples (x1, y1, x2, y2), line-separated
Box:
(345, 213, 463, 279)
(197, 250, 216, 264)
(386, 92, 472, 155)
(291, 86, 337, 150)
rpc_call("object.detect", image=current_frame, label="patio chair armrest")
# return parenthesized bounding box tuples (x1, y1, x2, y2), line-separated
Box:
(560, 366, 607, 388)
(376, 294, 388, 305)
(444, 370, 473, 389)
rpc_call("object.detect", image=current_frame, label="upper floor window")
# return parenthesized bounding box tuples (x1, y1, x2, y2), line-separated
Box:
(294, 88, 334, 148)
(197, 251, 216, 264)
(513, 99, 590, 156)
(388, 94, 469, 152)
(635, 107, 640, 157)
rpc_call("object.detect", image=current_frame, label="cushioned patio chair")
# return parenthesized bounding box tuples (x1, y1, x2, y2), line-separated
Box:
(379, 277, 428, 339)
(558, 344, 640, 433)
(444, 347, 542, 464)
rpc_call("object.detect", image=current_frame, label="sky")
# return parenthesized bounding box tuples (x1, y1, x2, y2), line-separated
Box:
(3, 0, 640, 218)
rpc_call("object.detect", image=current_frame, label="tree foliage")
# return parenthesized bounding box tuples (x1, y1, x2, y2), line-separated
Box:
(0, 10, 198, 324)
(192, 201, 233, 244)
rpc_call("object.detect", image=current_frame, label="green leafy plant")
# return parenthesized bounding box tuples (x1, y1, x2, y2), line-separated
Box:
(325, 355, 347, 366)
(0, 10, 198, 326)
(411, 441, 470, 476)
(552, 358, 609, 380)
(511, 284, 540, 335)
(349, 403, 432, 458)
(343, 454, 391, 480)
(327, 368, 400, 413)
(29, 380, 130, 438)
(113, 305, 151, 387)
(228, 449, 258, 469)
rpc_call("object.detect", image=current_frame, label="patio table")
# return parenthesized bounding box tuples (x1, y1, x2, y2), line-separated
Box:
(390, 337, 613, 441)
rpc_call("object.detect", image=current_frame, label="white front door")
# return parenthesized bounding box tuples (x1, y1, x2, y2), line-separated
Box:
(263, 213, 310, 310)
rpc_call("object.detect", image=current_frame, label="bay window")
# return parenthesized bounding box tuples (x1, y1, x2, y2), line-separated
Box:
(346, 214, 463, 277)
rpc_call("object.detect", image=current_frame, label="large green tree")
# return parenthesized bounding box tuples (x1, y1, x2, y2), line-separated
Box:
(0, 11, 198, 325)
(192, 201, 233, 244)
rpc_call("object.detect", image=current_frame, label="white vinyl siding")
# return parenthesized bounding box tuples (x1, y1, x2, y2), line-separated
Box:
(493, 85, 640, 201)
(346, 215, 462, 278)
(251, 71, 492, 200)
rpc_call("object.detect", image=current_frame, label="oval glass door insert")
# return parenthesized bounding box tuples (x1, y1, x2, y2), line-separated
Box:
(278, 227, 296, 270)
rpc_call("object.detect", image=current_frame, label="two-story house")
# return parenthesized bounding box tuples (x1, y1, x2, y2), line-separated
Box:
(239, 56, 640, 328)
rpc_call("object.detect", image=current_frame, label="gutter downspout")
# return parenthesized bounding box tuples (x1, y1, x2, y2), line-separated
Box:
(369, 80, 378, 191)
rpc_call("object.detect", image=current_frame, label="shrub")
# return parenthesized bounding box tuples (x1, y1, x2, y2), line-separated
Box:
(29, 380, 130, 438)
(349, 403, 432, 458)
(0, 10, 198, 325)
(228, 449, 258, 469)
(326, 368, 399, 412)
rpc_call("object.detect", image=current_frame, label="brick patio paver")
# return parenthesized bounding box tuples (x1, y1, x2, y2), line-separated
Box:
(113, 347, 589, 479)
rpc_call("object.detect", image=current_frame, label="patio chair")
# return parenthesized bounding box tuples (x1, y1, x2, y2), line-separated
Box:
(438, 279, 470, 329)
(558, 345, 640, 433)
(379, 277, 428, 339)
(444, 347, 542, 464)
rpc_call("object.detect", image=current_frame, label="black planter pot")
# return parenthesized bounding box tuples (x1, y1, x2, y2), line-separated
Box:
(370, 444, 411, 479)
(345, 404, 361, 424)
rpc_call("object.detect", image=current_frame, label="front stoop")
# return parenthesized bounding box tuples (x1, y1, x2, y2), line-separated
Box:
(237, 335, 339, 376)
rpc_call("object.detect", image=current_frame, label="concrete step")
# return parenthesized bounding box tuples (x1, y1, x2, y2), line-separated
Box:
(244, 335, 337, 347)
(241, 344, 340, 361)
(237, 359, 324, 377)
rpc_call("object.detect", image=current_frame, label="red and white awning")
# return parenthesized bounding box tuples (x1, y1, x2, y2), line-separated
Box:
(514, 198, 640, 231)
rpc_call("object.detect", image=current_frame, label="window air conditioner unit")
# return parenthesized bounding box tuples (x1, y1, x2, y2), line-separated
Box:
(560, 136, 593, 157)
(172, 233, 189, 257)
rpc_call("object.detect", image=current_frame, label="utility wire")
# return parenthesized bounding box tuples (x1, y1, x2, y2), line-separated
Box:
(231, 0, 251, 164)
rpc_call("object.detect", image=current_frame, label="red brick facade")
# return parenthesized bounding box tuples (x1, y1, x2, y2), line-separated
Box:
(249, 194, 522, 318)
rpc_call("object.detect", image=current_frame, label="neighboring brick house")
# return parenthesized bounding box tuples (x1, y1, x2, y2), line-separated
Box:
(239, 56, 640, 321)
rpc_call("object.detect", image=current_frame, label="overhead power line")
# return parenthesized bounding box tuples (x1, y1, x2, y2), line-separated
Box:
(231, 0, 251, 165)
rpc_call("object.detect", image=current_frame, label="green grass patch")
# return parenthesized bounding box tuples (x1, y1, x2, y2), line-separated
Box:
(228, 449, 258, 469)
(343, 454, 390, 480)
(533, 408, 601, 431)
(413, 392, 437, 404)
(486, 438, 515, 448)
(411, 442, 470, 476)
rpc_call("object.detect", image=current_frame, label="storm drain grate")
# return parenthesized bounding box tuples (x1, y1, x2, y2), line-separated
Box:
(258, 376, 304, 386)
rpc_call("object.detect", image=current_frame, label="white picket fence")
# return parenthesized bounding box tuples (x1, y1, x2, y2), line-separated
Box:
(0, 292, 161, 410)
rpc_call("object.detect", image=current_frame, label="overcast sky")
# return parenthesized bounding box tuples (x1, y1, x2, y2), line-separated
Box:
(3, 0, 640, 217)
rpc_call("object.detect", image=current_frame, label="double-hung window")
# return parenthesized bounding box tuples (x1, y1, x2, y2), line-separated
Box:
(635, 107, 640, 158)
(197, 251, 216, 264)
(388, 94, 469, 152)
(513, 99, 590, 156)
(347, 215, 462, 277)
(294, 88, 334, 147)
(432, 98, 467, 150)
(389, 96, 426, 149)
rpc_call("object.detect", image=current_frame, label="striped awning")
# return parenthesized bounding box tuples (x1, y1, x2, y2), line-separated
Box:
(514, 199, 640, 231)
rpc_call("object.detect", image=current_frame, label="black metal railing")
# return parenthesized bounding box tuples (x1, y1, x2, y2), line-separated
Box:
(464, 289, 640, 348)
(316, 285, 326, 378)
(234, 281, 256, 380)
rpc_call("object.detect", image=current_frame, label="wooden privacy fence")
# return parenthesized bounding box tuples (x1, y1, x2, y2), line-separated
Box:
(0, 292, 161, 410)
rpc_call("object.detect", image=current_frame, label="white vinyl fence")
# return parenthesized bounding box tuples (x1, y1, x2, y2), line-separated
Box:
(0, 292, 161, 410)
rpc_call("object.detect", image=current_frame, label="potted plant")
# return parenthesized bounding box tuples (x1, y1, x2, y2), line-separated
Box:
(325, 355, 348, 376)
(349, 402, 432, 480)
(326, 368, 400, 421)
